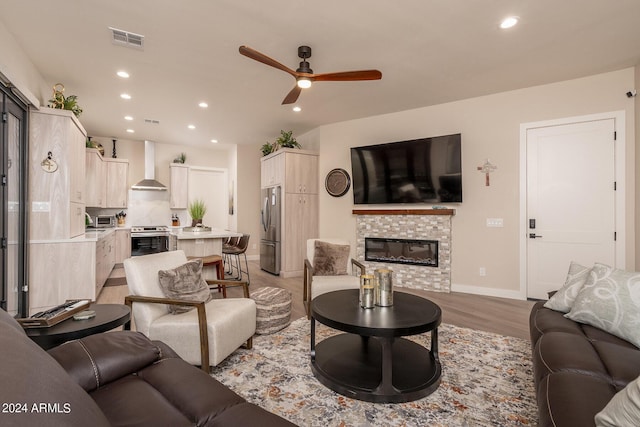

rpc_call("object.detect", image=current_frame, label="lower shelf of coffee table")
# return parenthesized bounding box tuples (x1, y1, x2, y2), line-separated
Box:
(311, 333, 441, 403)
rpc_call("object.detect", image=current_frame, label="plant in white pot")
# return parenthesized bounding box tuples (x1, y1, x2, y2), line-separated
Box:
(188, 199, 207, 227)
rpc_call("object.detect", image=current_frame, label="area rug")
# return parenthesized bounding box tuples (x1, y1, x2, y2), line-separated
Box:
(210, 318, 538, 426)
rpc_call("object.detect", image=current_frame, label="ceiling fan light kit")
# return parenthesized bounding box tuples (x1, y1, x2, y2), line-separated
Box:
(239, 44, 382, 104)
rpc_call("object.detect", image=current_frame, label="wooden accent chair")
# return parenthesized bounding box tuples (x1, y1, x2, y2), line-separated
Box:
(123, 250, 256, 372)
(303, 238, 365, 318)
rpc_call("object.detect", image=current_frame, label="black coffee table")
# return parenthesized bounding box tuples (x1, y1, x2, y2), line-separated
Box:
(25, 304, 130, 350)
(310, 289, 442, 403)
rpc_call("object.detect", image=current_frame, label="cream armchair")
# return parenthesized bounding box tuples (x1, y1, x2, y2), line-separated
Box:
(303, 238, 365, 318)
(123, 250, 256, 372)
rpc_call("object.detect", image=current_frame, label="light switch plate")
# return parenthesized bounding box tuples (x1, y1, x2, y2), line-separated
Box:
(32, 201, 50, 212)
(486, 218, 504, 227)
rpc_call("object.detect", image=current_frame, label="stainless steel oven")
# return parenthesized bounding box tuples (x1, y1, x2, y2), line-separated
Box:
(131, 226, 171, 257)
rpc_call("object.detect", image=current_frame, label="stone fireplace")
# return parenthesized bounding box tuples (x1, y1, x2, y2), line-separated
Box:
(354, 209, 454, 292)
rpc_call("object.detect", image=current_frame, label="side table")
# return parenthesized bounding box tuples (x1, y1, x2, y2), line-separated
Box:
(24, 304, 131, 350)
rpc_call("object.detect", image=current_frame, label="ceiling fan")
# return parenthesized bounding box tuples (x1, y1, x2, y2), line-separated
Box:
(239, 45, 382, 105)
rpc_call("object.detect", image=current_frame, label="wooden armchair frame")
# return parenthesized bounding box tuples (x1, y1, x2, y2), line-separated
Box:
(303, 258, 365, 318)
(124, 279, 252, 373)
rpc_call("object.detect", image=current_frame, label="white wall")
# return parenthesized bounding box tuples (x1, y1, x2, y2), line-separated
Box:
(300, 68, 637, 298)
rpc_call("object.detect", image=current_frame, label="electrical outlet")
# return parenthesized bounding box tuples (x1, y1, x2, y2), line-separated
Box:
(252, 243, 257, 250)
(486, 218, 504, 227)
(479, 267, 486, 276)
(32, 201, 50, 212)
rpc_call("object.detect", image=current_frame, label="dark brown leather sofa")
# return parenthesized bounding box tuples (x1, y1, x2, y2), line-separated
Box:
(529, 301, 640, 427)
(0, 308, 295, 426)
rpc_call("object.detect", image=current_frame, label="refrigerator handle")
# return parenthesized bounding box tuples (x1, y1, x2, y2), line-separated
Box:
(261, 196, 269, 232)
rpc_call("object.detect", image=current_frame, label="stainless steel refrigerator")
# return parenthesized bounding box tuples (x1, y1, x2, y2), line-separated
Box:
(260, 186, 281, 275)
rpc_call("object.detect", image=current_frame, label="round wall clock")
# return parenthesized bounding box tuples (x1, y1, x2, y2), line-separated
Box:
(325, 168, 351, 197)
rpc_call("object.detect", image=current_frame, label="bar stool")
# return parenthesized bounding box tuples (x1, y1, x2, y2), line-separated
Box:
(187, 254, 226, 297)
(223, 234, 250, 285)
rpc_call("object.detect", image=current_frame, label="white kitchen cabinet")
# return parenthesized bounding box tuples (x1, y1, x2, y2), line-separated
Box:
(260, 149, 319, 277)
(95, 232, 115, 295)
(85, 149, 106, 207)
(170, 163, 189, 209)
(115, 228, 131, 263)
(29, 108, 86, 240)
(105, 158, 129, 208)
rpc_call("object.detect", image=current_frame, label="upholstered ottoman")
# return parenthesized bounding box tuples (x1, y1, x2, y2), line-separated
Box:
(251, 287, 292, 334)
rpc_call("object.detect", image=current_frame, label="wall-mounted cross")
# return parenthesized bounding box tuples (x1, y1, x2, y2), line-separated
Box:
(477, 159, 497, 186)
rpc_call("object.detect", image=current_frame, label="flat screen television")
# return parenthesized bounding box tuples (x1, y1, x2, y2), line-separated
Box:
(350, 133, 462, 204)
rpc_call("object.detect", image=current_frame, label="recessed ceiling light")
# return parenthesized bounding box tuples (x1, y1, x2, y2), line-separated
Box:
(198, 102, 208, 108)
(292, 106, 302, 112)
(500, 16, 519, 29)
(116, 70, 130, 78)
(124, 115, 133, 121)
(188, 124, 196, 130)
(126, 129, 135, 133)
(120, 93, 131, 100)
(211, 139, 218, 144)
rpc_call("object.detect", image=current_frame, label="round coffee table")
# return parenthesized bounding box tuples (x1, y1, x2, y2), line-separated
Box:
(310, 289, 442, 403)
(25, 304, 130, 350)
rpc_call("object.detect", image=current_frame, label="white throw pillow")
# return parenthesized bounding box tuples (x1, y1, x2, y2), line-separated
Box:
(544, 261, 591, 313)
(565, 263, 640, 348)
(595, 375, 640, 427)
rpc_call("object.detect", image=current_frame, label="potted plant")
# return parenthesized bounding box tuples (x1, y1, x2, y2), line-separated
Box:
(260, 130, 301, 156)
(48, 83, 83, 117)
(188, 199, 207, 227)
(275, 130, 301, 149)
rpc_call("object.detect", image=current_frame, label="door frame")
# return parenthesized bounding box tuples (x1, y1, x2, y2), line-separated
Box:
(518, 111, 626, 298)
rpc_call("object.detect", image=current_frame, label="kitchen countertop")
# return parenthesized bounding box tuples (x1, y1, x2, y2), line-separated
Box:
(173, 228, 241, 240)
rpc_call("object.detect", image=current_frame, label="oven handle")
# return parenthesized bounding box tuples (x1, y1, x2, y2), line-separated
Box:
(131, 232, 171, 238)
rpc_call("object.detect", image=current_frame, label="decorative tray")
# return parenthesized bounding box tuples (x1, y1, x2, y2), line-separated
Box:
(18, 299, 91, 328)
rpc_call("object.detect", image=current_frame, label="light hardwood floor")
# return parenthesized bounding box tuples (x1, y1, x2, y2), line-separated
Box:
(98, 259, 535, 340)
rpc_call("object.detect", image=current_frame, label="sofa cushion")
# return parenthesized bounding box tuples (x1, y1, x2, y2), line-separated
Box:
(566, 264, 640, 348)
(48, 331, 164, 392)
(544, 261, 591, 313)
(533, 331, 608, 385)
(595, 375, 640, 427)
(592, 341, 640, 390)
(529, 301, 584, 345)
(313, 240, 350, 276)
(537, 371, 615, 427)
(158, 259, 212, 314)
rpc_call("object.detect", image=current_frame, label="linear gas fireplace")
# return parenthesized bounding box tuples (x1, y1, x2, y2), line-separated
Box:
(365, 237, 438, 267)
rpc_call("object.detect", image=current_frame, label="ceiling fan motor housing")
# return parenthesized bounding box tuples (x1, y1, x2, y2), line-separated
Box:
(297, 46, 313, 74)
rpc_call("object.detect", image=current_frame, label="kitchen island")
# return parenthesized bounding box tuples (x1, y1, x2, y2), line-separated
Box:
(173, 228, 241, 280)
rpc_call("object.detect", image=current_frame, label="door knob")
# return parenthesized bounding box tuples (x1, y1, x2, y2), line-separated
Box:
(529, 233, 543, 239)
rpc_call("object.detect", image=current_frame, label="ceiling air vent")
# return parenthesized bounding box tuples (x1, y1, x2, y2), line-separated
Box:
(109, 27, 144, 49)
(144, 119, 160, 124)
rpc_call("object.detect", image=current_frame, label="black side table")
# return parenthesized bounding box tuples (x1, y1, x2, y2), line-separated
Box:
(311, 290, 442, 403)
(24, 304, 131, 350)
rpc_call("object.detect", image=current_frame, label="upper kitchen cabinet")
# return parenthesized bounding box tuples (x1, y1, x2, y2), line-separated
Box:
(170, 163, 189, 209)
(85, 149, 129, 208)
(284, 151, 319, 194)
(105, 158, 129, 208)
(86, 149, 106, 207)
(260, 150, 285, 188)
(29, 108, 87, 240)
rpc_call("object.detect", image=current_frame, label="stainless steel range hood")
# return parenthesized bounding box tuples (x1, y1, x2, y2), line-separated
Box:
(132, 140, 167, 191)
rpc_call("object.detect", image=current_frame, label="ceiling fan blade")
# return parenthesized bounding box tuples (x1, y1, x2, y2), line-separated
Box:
(282, 85, 303, 105)
(239, 46, 297, 77)
(312, 69, 382, 82)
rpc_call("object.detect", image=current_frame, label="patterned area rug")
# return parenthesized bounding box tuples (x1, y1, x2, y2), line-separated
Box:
(210, 318, 538, 426)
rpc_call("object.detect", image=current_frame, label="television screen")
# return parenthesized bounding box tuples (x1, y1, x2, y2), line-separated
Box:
(350, 133, 462, 204)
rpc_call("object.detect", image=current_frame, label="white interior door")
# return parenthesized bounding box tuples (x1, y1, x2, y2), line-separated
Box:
(188, 168, 228, 229)
(526, 119, 616, 299)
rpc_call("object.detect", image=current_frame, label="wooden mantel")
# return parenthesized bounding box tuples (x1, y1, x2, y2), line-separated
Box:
(352, 209, 455, 216)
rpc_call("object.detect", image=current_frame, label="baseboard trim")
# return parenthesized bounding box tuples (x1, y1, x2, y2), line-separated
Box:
(451, 283, 526, 301)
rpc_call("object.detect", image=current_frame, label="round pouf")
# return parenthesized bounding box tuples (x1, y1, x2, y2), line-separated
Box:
(251, 287, 292, 334)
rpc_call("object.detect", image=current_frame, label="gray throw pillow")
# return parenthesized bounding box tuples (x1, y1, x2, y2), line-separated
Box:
(595, 375, 640, 426)
(565, 263, 640, 348)
(313, 240, 350, 276)
(158, 259, 212, 314)
(544, 261, 591, 313)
